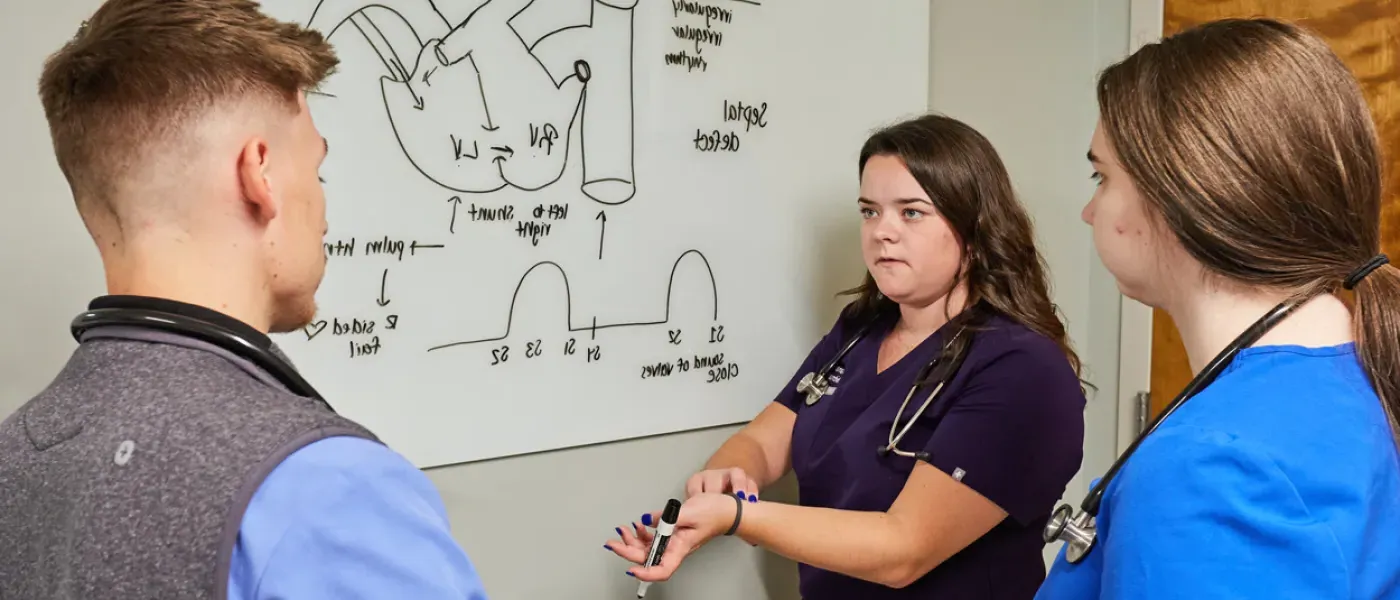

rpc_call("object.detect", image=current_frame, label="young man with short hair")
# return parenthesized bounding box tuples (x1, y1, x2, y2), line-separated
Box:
(0, 1, 489, 598)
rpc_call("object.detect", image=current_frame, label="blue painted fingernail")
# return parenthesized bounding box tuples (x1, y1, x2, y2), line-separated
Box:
(626, 571, 636, 577)
(605, 544, 611, 550)
(641, 513, 652, 526)
(749, 493, 757, 502)
(615, 527, 622, 536)
(735, 490, 745, 499)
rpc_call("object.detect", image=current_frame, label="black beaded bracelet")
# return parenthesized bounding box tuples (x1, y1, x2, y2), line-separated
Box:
(723, 492, 743, 536)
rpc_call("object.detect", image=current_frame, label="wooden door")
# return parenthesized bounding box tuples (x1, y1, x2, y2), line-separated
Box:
(1151, 0, 1400, 415)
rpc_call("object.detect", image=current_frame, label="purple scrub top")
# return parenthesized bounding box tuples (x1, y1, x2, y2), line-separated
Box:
(775, 305, 1086, 599)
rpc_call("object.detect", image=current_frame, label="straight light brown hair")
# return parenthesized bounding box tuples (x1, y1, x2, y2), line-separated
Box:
(38, 0, 337, 221)
(843, 114, 1084, 383)
(1097, 18, 1400, 443)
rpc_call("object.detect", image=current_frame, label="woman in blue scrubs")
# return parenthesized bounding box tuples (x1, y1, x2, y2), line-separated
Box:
(1036, 18, 1400, 599)
(606, 113, 1089, 598)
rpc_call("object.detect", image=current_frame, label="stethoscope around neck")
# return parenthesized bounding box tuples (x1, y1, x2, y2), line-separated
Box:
(795, 319, 971, 461)
(69, 307, 334, 413)
(1042, 295, 1309, 563)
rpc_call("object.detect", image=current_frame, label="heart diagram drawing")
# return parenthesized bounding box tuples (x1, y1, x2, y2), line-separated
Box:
(306, 0, 638, 205)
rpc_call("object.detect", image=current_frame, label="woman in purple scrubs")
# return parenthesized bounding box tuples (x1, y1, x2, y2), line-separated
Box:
(606, 113, 1089, 598)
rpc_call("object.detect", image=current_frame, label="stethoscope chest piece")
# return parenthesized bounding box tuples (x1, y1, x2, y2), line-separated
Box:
(796, 372, 827, 406)
(1043, 503, 1097, 564)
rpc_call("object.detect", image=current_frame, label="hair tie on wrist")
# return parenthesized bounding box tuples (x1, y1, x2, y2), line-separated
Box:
(1343, 254, 1389, 290)
(724, 493, 743, 536)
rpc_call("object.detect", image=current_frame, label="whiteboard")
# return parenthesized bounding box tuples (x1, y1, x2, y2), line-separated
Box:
(252, 0, 928, 468)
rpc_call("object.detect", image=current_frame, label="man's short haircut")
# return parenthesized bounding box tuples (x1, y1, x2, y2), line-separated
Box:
(38, 0, 338, 208)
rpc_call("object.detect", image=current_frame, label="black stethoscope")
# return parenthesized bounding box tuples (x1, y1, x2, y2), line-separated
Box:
(69, 307, 334, 412)
(795, 319, 971, 460)
(1041, 294, 1309, 563)
(1044, 244, 1395, 562)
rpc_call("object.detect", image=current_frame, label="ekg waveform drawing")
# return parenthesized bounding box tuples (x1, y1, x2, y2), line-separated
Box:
(427, 249, 718, 351)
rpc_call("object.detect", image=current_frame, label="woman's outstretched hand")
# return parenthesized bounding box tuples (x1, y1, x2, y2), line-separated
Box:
(604, 492, 744, 582)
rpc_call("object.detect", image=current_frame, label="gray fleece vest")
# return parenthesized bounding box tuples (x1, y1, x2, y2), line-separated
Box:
(0, 326, 380, 600)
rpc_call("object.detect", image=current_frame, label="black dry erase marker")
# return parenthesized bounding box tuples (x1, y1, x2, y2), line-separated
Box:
(636, 499, 682, 598)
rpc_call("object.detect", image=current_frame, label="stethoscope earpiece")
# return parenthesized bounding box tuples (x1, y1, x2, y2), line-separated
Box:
(875, 445, 930, 461)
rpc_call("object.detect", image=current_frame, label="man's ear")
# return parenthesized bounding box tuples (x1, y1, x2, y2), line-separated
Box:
(236, 137, 278, 225)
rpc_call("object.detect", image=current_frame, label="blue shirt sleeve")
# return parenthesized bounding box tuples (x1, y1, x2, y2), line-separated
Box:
(1101, 426, 1350, 598)
(227, 436, 489, 599)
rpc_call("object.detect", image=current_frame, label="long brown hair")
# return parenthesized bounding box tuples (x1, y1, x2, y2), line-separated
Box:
(842, 113, 1083, 380)
(1096, 17, 1400, 442)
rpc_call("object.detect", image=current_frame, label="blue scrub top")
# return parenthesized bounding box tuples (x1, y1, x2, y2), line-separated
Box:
(775, 306, 1087, 599)
(1036, 343, 1400, 599)
(227, 436, 489, 599)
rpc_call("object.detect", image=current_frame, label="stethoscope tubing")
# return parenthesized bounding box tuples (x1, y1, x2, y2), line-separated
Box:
(1044, 293, 1311, 562)
(1081, 296, 1304, 514)
(799, 317, 970, 460)
(70, 307, 333, 411)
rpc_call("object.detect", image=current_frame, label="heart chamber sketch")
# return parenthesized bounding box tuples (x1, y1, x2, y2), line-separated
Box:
(306, 0, 638, 205)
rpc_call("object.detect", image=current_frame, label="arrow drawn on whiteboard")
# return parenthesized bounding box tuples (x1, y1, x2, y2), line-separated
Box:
(448, 195, 462, 233)
(596, 210, 606, 259)
(376, 268, 392, 307)
(383, 52, 424, 110)
(303, 0, 639, 204)
(411, 241, 446, 255)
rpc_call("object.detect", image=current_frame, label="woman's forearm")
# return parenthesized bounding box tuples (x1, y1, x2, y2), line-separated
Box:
(733, 501, 919, 588)
(702, 432, 779, 487)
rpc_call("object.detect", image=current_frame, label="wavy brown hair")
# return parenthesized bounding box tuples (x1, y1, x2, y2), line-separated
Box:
(1096, 17, 1400, 443)
(842, 113, 1083, 381)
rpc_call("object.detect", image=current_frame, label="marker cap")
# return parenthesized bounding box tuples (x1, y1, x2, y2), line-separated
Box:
(662, 498, 682, 524)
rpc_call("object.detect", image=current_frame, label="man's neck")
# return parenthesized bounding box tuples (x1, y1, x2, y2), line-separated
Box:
(1166, 280, 1354, 374)
(102, 238, 272, 333)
